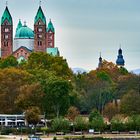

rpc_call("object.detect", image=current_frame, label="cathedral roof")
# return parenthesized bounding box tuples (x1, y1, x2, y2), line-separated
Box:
(47, 20, 55, 33)
(34, 6, 46, 24)
(15, 24, 34, 39)
(1, 6, 12, 25)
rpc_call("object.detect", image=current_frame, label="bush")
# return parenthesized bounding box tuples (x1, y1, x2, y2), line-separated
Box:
(74, 116, 88, 131)
(89, 110, 105, 131)
(51, 117, 70, 132)
(110, 115, 126, 131)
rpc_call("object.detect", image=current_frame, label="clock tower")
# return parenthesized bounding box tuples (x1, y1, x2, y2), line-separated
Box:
(34, 6, 46, 52)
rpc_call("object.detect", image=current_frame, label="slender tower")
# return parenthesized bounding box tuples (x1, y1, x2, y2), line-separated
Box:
(98, 52, 103, 69)
(34, 2, 47, 52)
(1, 4, 13, 58)
(47, 19, 55, 48)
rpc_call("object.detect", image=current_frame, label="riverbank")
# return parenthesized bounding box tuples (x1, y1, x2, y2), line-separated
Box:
(1, 134, 140, 140)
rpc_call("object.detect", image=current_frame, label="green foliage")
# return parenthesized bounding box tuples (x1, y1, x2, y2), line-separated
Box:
(110, 115, 126, 131)
(53, 137, 57, 140)
(120, 90, 140, 115)
(119, 67, 128, 75)
(0, 55, 18, 68)
(89, 110, 105, 131)
(74, 116, 88, 131)
(44, 77, 72, 117)
(126, 115, 140, 131)
(25, 52, 72, 78)
(96, 71, 112, 83)
(89, 110, 102, 122)
(51, 117, 70, 132)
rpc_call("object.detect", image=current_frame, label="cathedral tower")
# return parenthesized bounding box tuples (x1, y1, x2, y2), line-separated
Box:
(1, 6, 13, 58)
(34, 6, 47, 52)
(47, 19, 55, 48)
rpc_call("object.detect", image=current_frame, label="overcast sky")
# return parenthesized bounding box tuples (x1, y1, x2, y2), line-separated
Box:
(0, 0, 140, 70)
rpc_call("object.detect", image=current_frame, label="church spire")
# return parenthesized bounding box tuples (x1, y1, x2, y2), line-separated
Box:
(116, 47, 125, 67)
(1, 3, 13, 25)
(16, 19, 22, 32)
(34, 3, 46, 25)
(98, 52, 103, 69)
(47, 19, 55, 33)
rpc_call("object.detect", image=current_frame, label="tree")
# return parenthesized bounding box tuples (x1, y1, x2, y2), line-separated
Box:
(110, 114, 126, 131)
(120, 90, 140, 115)
(15, 83, 44, 112)
(74, 116, 88, 131)
(25, 106, 41, 126)
(66, 106, 80, 121)
(24, 52, 73, 78)
(44, 78, 72, 118)
(89, 110, 105, 131)
(103, 102, 120, 121)
(0, 68, 33, 113)
(0, 55, 18, 68)
(51, 117, 70, 132)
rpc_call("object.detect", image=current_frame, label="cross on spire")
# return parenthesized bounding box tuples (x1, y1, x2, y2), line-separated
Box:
(119, 43, 121, 49)
(39, 0, 41, 6)
(24, 21, 26, 26)
(100, 52, 101, 57)
(6, 1, 8, 6)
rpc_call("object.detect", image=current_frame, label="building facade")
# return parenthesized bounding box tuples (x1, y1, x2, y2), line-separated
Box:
(1, 5, 59, 61)
(0, 114, 46, 127)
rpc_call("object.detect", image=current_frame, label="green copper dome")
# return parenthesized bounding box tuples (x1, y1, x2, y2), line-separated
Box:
(1, 6, 12, 25)
(34, 6, 46, 24)
(15, 25, 34, 39)
(47, 20, 55, 33)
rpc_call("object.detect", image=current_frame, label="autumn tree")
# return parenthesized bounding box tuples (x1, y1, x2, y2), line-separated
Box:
(15, 83, 44, 112)
(66, 106, 80, 121)
(103, 102, 120, 121)
(25, 106, 41, 125)
(0, 68, 34, 113)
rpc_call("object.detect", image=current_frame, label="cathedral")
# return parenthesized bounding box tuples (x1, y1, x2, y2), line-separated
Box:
(0, 4, 59, 62)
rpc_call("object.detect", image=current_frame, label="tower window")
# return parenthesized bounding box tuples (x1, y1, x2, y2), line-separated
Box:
(4, 42, 8, 47)
(38, 21, 41, 25)
(4, 35, 8, 39)
(38, 28, 42, 32)
(38, 41, 42, 46)
(4, 42, 6, 47)
(38, 34, 42, 38)
(5, 28, 9, 32)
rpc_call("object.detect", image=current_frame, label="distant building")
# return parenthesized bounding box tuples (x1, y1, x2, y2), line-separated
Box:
(0, 114, 45, 127)
(0, 4, 59, 61)
(116, 48, 125, 67)
(98, 52, 103, 69)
